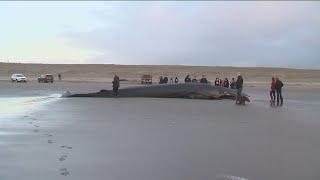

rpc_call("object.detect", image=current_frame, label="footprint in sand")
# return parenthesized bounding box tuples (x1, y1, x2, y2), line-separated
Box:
(59, 155, 67, 162)
(61, 145, 73, 149)
(59, 168, 70, 176)
(34, 125, 39, 128)
(29, 122, 33, 124)
(168, 121, 176, 127)
(23, 115, 29, 118)
(44, 133, 53, 137)
(47, 140, 54, 144)
(33, 129, 39, 133)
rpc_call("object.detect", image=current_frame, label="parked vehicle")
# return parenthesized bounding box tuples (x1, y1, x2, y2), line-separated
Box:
(11, 73, 27, 82)
(141, 75, 152, 84)
(38, 74, 54, 83)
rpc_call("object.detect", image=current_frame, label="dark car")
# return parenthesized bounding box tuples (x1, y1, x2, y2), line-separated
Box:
(38, 74, 54, 83)
(141, 75, 152, 84)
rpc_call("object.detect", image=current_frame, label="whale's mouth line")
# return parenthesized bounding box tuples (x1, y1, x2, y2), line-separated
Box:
(0, 94, 62, 118)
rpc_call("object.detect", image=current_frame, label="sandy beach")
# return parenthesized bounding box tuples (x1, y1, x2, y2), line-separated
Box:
(0, 76, 320, 180)
(2, 0, 320, 179)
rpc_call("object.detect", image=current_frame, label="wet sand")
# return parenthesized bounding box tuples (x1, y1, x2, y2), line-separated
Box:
(1, 81, 320, 180)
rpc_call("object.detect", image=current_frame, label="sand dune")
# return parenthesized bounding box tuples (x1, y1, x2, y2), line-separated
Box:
(1, 62, 320, 86)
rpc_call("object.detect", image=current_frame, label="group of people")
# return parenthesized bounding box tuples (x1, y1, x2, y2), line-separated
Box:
(159, 74, 245, 104)
(270, 77, 284, 106)
(159, 75, 180, 84)
(184, 74, 208, 84)
(184, 74, 243, 92)
(213, 77, 238, 89)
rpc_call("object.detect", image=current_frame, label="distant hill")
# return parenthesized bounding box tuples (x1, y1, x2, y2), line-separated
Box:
(1, 62, 319, 84)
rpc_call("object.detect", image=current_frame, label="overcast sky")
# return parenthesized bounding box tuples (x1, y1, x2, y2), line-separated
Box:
(0, 1, 319, 68)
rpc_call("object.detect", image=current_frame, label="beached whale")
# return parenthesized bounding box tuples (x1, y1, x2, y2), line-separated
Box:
(62, 83, 250, 102)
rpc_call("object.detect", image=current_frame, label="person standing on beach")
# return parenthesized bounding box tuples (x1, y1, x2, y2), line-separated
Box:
(184, 74, 191, 83)
(220, 78, 224, 86)
(174, 77, 179, 83)
(223, 78, 229, 88)
(275, 77, 284, 106)
(236, 74, 243, 94)
(235, 74, 244, 104)
(58, 73, 62, 81)
(270, 77, 276, 105)
(192, 76, 198, 83)
(214, 78, 220, 86)
(112, 74, 120, 96)
(230, 78, 236, 89)
(159, 76, 163, 84)
(163, 75, 168, 84)
(200, 75, 208, 84)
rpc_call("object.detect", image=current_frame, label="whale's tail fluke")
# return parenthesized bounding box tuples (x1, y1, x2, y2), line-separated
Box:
(62, 91, 72, 98)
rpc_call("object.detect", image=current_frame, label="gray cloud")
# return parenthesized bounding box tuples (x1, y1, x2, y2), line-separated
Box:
(62, 1, 320, 68)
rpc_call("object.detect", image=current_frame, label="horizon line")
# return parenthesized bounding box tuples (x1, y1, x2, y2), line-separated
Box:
(1, 61, 319, 71)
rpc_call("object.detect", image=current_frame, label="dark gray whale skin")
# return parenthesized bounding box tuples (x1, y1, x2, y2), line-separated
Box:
(63, 83, 250, 102)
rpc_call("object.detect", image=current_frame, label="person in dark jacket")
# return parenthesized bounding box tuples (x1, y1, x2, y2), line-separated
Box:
(200, 75, 208, 84)
(235, 74, 244, 105)
(159, 76, 164, 84)
(236, 75, 243, 95)
(223, 78, 229, 88)
(230, 78, 236, 89)
(184, 74, 191, 83)
(275, 77, 284, 106)
(163, 75, 168, 84)
(112, 74, 120, 96)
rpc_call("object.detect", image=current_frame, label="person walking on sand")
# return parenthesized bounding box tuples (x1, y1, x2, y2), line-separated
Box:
(112, 74, 120, 96)
(270, 77, 276, 106)
(235, 74, 244, 105)
(58, 73, 62, 81)
(275, 77, 284, 106)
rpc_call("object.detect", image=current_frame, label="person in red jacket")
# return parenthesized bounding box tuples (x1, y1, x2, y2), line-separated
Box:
(270, 77, 276, 106)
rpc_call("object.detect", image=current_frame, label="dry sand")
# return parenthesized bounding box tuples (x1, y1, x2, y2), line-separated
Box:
(1, 63, 320, 180)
